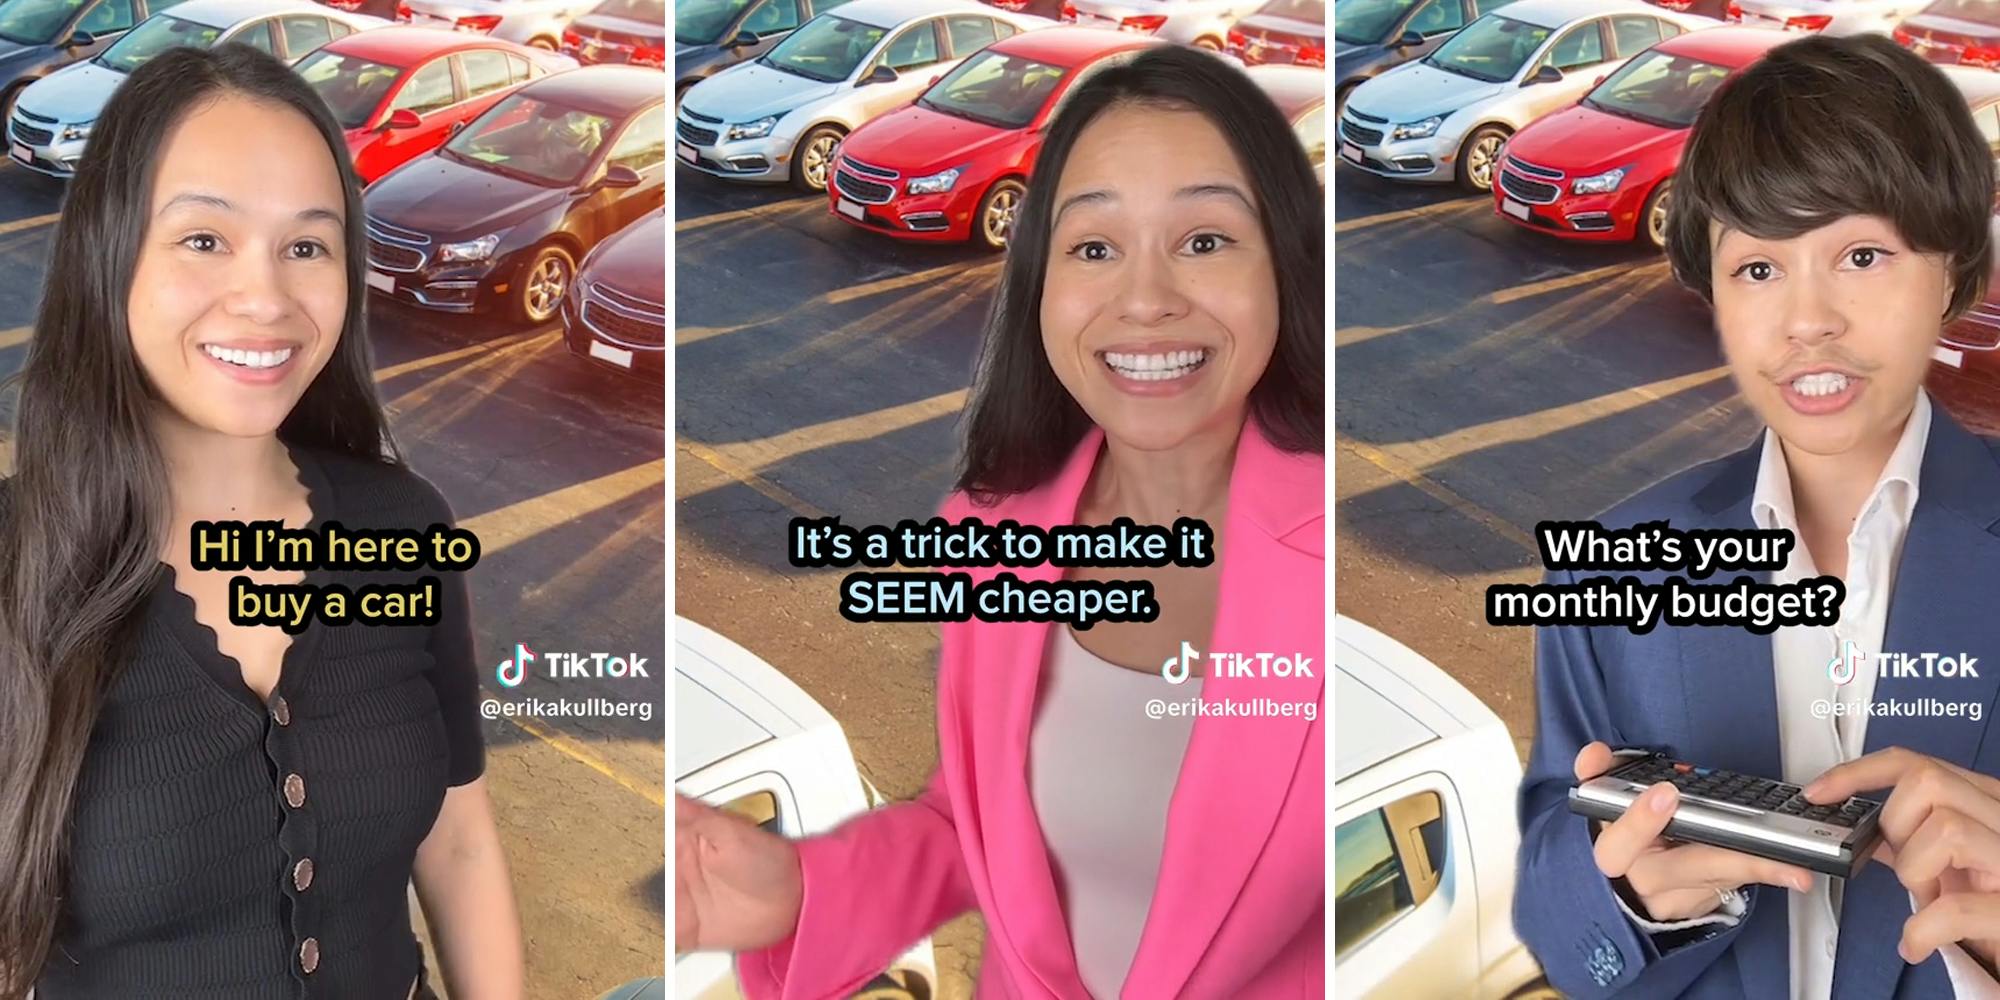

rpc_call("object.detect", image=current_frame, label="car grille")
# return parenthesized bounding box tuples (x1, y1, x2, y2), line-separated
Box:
(1346, 107, 1387, 124)
(11, 120, 51, 146)
(676, 119, 718, 146)
(1504, 155, 1563, 180)
(368, 238, 423, 271)
(365, 215, 430, 245)
(583, 294, 663, 348)
(680, 106, 722, 124)
(840, 155, 898, 180)
(834, 169, 893, 204)
(1339, 119, 1383, 146)
(1499, 169, 1559, 205)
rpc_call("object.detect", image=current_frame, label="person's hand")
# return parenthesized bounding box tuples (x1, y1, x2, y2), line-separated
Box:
(675, 793, 806, 954)
(1805, 748, 2000, 975)
(1576, 741, 1814, 921)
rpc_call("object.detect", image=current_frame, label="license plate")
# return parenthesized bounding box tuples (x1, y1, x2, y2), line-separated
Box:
(9, 142, 28, 166)
(1339, 142, 1363, 164)
(1936, 344, 1965, 368)
(588, 339, 633, 368)
(836, 197, 864, 221)
(365, 269, 395, 293)
(1502, 197, 1530, 221)
(676, 142, 697, 164)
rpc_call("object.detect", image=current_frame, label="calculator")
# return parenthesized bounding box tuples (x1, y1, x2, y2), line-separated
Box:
(1569, 752, 1885, 878)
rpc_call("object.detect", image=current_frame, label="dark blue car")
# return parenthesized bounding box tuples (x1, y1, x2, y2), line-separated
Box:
(0, 0, 187, 123)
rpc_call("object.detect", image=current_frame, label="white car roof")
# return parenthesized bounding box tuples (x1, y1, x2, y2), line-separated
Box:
(674, 616, 842, 779)
(1489, 0, 1663, 29)
(1334, 614, 1507, 783)
(824, 0, 1002, 29)
(165, 0, 364, 28)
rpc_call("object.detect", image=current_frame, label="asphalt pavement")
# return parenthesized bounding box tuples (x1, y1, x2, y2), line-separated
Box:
(0, 165, 666, 999)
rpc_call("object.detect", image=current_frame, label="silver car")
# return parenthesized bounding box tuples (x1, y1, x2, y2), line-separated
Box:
(674, 0, 1051, 191)
(1336, 0, 1715, 191)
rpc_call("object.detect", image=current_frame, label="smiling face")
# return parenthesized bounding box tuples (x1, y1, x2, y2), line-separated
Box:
(1039, 102, 1279, 453)
(127, 91, 349, 439)
(1709, 214, 1952, 460)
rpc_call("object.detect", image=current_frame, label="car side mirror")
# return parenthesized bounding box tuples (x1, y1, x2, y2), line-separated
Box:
(729, 29, 758, 48)
(63, 29, 95, 49)
(1593, 74, 1606, 87)
(382, 108, 422, 131)
(448, 119, 466, 136)
(862, 63, 898, 85)
(602, 164, 641, 188)
(1525, 64, 1563, 86)
(1394, 30, 1422, 48)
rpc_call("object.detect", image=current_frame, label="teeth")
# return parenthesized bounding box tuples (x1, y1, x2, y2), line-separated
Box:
(202, 344, 295, 370)
(1102, 349, 1210, 381)
(1791, 371, 1850, 397)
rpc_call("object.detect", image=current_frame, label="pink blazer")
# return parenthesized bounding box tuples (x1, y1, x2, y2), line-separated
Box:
(737, 417, 1325, 999)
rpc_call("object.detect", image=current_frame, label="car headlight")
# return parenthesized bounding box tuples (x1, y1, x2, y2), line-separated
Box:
(1390, 115, 1443, 140)
(58, 120, 91, 141)
(906, 164, 965, 195)
(725, 115, 779, 141)
(1571, 164, 1632, 195)
(436, 233, 500, 262)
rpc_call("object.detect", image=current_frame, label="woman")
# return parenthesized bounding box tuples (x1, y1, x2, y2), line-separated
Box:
(676, 44, 1325, 999)
(0, 45, 524, 998)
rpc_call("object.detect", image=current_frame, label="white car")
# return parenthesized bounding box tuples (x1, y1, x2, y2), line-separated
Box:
(1060, 0, 1261, 51)
(1336, 0, 1716, 191)
(1727, 0, 1929, 35)
(1334, 615, 1556, 1000)
(8, 0, 388, 177)
(397, 0, 588, 50)
(674, 617, 937, 1000)
(675, 0, 1050, 191)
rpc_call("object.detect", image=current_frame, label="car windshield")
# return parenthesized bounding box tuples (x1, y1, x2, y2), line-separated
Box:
(759, 13, 884, 82)
(918, 50, 1063, 129)
(1332, 0, 1413, 47)
(1423, 13, 1547, 83)
(592, 0, 665, 23)
(1917, 0, 2000, 24)
(443, 93, 615, 186)
(1583, 49, 1729, 129)
(0, 0, 88, 46)
(1259, 0, 1323, 22)
(676, 0, 750, 44)
(92, 14, 223, 74)
(294, 50, 402, 130)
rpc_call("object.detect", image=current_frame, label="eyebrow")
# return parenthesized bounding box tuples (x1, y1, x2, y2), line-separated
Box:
(157, 192, 344, 226)
(1053, 182, 1257, 224)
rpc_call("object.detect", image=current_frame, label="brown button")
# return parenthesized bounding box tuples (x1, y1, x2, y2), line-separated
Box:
(271, 696, 291, 727)
(292, 857, 314, 892)
(299, 937, 320, 974)
(283, 773, 306, 809)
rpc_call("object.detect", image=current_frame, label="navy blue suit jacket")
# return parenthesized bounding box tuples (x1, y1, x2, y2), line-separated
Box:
(1514, 402, 2000, 999)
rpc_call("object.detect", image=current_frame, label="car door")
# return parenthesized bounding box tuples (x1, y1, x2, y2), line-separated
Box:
(1522, 17, 1613, 119)
(596, 102, 664, 235)
(374, 55, 458, 174)
(275, 13, 336, 62)
(226, 16, 281, 57)
(66, 0, 137, 62)
(856, 17, 947, 120)
(1336, 778, 1480, 999)
(731, 0, 801, 64)
(454, 47, 520, 133)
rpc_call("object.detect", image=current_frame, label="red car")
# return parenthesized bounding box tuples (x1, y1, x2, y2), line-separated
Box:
(292, 26, 574, 184)
(826, 28, 1160, 250)
(1224, 0, 1323, 68)
(1491, 27, 1786, 249)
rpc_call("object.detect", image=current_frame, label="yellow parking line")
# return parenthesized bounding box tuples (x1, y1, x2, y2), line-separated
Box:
(704, 389, 967, 473)
(1337, 433, 1536, 553)
(824, 262, 1000, 305)
(677, 438, 826, 520)
(1390, 367, 1732, 469)
(1334, 198, 1485, 235)
(1487, 261, 1667, 305)
(458, 457, 664, 555)
(0, 213, 59, 237)
(373, 329, 546, 381)
(674, 199, 820, 235)
(488, 703, 664, 808)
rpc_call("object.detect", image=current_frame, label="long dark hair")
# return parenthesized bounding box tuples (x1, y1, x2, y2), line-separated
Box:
(953, 45, 1324, 499)
(0, 44, 397, 992)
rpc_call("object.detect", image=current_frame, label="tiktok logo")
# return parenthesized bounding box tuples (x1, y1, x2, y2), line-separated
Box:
(1827, 639, 1861, 686)
(1161, 640, 1199, 685)
(496, 643, 535, 688)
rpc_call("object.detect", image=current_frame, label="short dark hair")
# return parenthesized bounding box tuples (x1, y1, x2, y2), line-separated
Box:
(952, 45, 1324, 501)
(1663, 33, 1993, 322)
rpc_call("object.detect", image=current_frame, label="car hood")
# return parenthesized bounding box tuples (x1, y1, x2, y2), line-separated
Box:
(841, 103, 1016, 174)
(18, 60, 123, 124)
(1507, 103, 1683, 173)
(365, 154, 566, 238)
(1350, 61, 1501, 122)
(1332, 39, 1366, 59)
(583, 208, 665, 301)
(684, 62, 837, 123)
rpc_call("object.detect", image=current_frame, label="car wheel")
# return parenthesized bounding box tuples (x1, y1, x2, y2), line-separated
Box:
(851, 970, 929, 1000)
(530, 36, 558, 50)
(0, 85, 21, 128)
(1641, 178, 1673, 251)
(1334, 82, 1355, 117)
(513, 243, 574, 326)
(791, 124, 842, 194)
(974, 178, 1025, 251)
(1456, 124, 1507, 194)
(1193, 36, 1222, 50)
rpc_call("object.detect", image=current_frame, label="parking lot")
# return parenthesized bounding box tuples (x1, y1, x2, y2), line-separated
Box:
(0, 164, 666, 998)
(1332, 166, 2000, 758)
(674, 167, 998, 999)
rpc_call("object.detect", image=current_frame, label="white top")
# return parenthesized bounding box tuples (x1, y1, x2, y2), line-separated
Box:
(1027, 625, 1202, 1000)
